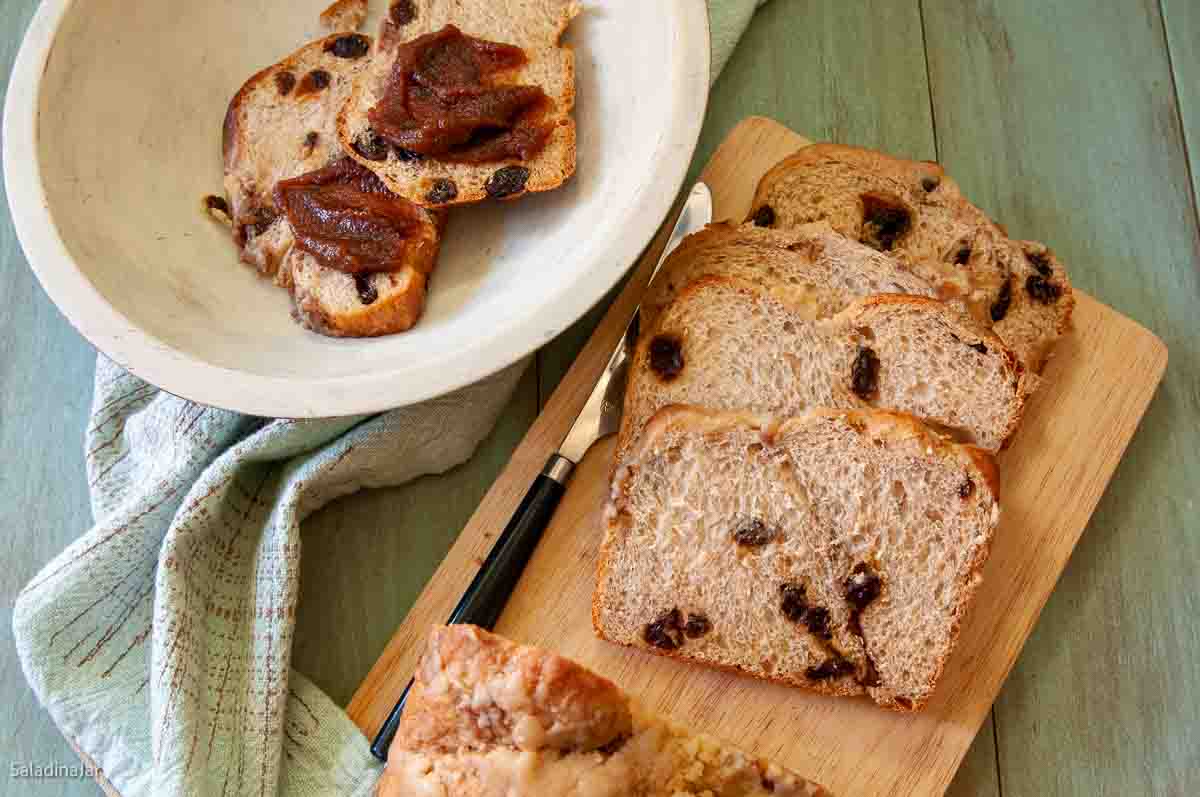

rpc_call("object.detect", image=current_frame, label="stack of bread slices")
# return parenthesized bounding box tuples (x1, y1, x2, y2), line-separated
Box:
(594, 144, 1074, 711)
(211, 0, 580, 336)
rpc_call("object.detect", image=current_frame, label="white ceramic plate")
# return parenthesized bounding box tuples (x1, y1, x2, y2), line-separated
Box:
(4, 1, 709, 417)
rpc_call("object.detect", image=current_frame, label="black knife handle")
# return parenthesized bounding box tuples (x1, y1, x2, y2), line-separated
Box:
(369, 453, 574, 761)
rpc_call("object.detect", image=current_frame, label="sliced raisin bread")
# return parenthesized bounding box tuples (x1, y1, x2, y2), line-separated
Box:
(642, 221, 938, 330)
(338, 0, 580, 206)
(221, 34, 445, 336)
(747, 144, 1074, 370)
(596, 407, 1000, 711)
(618, 276, 1032, 462)
(375, 625, 830, 797)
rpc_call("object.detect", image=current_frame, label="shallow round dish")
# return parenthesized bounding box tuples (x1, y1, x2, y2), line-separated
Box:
(4, 0, 708, 417)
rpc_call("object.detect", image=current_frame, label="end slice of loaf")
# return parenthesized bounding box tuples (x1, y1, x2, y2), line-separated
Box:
(337, 0, 580, 206)
(221, 34, 445, 336)
(596, 407, 1000, 711)
(748, 144, 1074, 371)
(642, 221, 939, 330)
(376, 624, 830, 797)
(618, 276, 1032, 461)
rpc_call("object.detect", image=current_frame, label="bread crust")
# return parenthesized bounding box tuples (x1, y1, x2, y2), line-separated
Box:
(749, 143, 1075, 372)
(380, 625, 831, 796)
(337, 0, 581, 206)
(319, 0, 367, 31)
(596, 405, 1001, 712)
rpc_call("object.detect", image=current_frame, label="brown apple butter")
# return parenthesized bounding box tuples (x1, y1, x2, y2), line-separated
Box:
(367, 24, 552, 163)
(274, 158, 426, 274)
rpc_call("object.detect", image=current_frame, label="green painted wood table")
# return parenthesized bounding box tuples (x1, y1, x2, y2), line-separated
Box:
(2, 2, 1197, 794)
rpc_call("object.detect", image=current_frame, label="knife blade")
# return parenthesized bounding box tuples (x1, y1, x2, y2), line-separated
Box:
(368, 182, 713, 761)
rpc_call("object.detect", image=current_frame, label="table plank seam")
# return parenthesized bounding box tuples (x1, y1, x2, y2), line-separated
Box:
(1156, 0, 1200, 233)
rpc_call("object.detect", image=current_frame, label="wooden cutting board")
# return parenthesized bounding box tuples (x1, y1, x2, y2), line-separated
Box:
(349, 117, 1168, 795)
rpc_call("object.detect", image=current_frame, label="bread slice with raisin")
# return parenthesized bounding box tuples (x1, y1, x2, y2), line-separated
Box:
(641, 221, 939, 331)
(375, 624, 830, 797)
(618, 276, 1032, 463)
(221, 34, 445, 336)
(595, 406, 1000, 712)
(747, 144, 1074, 371)
(337, 0, 580, 207)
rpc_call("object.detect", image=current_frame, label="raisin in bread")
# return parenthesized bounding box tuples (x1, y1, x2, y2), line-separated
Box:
(221, 34, 445, 336)
(338, 0, 579, 206)
(641, 221, 938, 331)
(618, 276, 1032, 462)
(375, 625, 830, 797)
(747, 144, 1074, 370)
(595, 407, 1000, 711)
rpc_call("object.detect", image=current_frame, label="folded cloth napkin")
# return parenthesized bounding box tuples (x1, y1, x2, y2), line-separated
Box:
(13, 3, 765, 795)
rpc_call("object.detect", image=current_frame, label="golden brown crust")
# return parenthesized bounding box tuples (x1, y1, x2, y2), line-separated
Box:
(319, 0, 367, 31)
(396, 625, 632, 755)
(291, 268, 426, 337)
(384, 626, 832, 796)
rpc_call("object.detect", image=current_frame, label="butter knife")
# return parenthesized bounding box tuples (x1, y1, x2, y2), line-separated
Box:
(369, 182, 713, 761)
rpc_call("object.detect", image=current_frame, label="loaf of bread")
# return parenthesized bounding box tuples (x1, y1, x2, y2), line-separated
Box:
(338, 0, 580, 206)
(747, 144, 1074, 370)
(596, 407, 1000, 711)
(375, 624, 830, 796)
(220, 34, 445, 336)
(618, 275, 1032, 460)
(641, 221, 938, 330)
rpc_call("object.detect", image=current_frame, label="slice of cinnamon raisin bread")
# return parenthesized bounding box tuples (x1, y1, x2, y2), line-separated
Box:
(596, 407, 1000, 712)
(221, 34, 445, 336)
(223, 33, 376, 277)
(375, 624, 830, 797)
(337, 0, 580, 207)
(747, 144, 1074, 370)
(641, 221, 938, 330)
(617, 276, 1032, 462)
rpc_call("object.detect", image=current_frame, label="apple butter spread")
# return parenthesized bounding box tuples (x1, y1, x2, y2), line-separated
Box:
(367, 24, 552, 163)
(274, 158, 428, 274)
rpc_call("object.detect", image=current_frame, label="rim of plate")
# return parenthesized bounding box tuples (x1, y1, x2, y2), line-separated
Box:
(3, 1, 710, 418)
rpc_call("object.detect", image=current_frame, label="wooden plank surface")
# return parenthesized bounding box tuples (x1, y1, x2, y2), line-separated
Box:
(922, 2, 1200, 794)
(349, 117, 1168, 796)
(1161, 0, 1200, 208)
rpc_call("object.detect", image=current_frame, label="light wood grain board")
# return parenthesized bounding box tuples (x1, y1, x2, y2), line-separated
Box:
(349, 117, 1168, 795)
